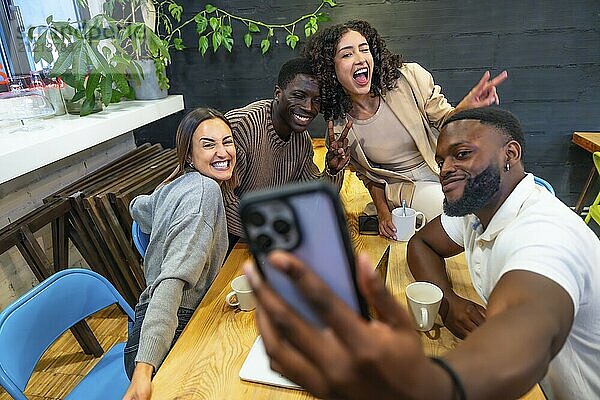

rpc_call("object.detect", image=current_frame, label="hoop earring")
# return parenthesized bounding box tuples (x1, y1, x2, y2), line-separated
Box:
(505, 163, 510, 172)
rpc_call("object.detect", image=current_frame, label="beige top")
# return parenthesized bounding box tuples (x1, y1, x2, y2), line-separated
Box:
(350, 100, 424, 169)
(333, 62, 454, 208)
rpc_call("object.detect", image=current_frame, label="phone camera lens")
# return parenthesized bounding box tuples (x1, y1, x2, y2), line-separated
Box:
(247, 210, 266, 227)
(273, 219, 291, 234)
(256, 234, 273, 252)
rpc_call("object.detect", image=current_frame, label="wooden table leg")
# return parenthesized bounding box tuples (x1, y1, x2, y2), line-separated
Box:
(574, 166, 597, 215)
(17, 227, 104, 357)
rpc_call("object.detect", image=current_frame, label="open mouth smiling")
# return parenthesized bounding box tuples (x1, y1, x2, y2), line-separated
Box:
(353, 67, 369, 85)
(211, 160, 231, 170)
(292, 112, 313, 124)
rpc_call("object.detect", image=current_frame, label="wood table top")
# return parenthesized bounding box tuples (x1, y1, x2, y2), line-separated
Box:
(572, 132, 600, 153)
(152, 141, 544, 400)
(151, 143, 545, 399)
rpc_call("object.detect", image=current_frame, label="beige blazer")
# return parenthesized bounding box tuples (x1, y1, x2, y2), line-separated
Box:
(335, 63, 454, 208)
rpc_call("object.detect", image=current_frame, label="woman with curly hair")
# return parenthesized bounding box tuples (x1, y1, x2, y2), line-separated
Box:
(303, 20, 507, 239)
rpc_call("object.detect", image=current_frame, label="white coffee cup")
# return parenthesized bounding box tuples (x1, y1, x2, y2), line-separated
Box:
(391, 207, 426, 241)
(405, 282, 443, 331)
(225, 275, 256, 311)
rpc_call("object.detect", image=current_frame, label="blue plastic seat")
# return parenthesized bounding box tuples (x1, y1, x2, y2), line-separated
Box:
(533, 175, 555, 195)
(132, 220, 150, 257)
(0, 268, 134, 400)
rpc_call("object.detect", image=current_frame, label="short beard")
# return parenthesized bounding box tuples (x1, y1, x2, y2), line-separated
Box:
(443, 164, 501, 217)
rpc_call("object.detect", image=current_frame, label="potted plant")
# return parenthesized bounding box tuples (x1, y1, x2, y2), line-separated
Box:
(29, 13, 137, 116)
(29, 0, 338, 115)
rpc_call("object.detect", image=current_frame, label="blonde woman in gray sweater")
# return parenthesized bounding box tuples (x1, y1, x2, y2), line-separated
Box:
(122, 108, 236, 400)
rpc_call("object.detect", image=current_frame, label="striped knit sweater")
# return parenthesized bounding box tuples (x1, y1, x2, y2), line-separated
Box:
(223, 99, 343, 237)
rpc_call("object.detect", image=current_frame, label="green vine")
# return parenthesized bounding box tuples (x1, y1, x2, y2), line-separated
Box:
(157, 0, 336, 56)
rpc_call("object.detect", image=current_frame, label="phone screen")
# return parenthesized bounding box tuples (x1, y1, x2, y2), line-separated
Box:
(241, 182, 369, 327)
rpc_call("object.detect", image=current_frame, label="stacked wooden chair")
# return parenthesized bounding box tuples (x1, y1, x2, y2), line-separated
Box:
(0, 143, 176, 355)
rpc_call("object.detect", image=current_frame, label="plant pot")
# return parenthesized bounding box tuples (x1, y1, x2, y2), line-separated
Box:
(129, 59, 167, 100)
(60, 84, 103, 115)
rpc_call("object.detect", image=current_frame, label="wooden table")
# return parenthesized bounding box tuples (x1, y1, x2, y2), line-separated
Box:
(572, 132, 600, 214)
(151, 165, 545, 399)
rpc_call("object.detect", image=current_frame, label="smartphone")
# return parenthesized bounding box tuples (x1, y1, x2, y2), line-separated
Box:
(240, 181, 369, 327)
(358, 214, 379, 235)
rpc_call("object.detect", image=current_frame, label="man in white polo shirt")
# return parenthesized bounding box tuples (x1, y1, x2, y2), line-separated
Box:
(245, 107, 599, 400)
(406, 107, 600, 399)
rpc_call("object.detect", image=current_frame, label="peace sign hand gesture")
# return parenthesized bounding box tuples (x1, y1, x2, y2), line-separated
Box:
(325, 120, 352, 175)
(456, 70, 508, 110)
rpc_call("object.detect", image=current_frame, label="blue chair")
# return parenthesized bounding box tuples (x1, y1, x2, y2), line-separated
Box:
(0, 269, 134, 400)
(533, 175, 555, 195)
(132, 220, 150, 257)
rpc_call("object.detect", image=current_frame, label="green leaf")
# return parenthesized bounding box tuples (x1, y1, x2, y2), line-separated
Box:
(198, 35, 209, 56)
(111, 89, 124, 103)
(85, 73, 100, 99)
(223, 36, 233, 52)
(244, 32, 252, 48)
(72, 42, 88, 77)
(212, 32, 222, 51)
(205, 4, 217, 13)
(260, 38, 270, 54)
(222, 25, 232, 37)
(46, 15, 53, 25)
(173, 37, 185, 51)
(304, 19, 318, 38)
(195, 15, 208, 34)
(27, 26, 36, 41)
(85, 42, 110, 74)
(52, 51, 74, 76)
(315, 12, 331, 22)
(248, 22, 260, 33)
(113, 73, 130, 93)
(80, 95, 96, 116)
(168, 3, 183, 22)
(323, 0, 336, 6)
(209, 17, 219, 31)
(99, 74, 112, 106)
(71, 90, 86, 102)
(285, 34, 299, 49)
(60, 72, 78, 89)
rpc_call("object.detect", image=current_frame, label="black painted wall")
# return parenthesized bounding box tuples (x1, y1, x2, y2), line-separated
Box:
(134, 0, 600, 206)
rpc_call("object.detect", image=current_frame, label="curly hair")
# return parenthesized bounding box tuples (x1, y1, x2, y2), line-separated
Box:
(302, 20, 402, 120)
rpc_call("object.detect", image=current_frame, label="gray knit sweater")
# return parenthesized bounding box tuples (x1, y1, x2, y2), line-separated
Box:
(129, 171, 228, 369)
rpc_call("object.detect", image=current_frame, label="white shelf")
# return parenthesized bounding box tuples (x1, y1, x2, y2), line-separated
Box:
(0, 95, 184, 184)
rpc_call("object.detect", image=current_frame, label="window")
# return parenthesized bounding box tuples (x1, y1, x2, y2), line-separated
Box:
(0, 0, 85, 76)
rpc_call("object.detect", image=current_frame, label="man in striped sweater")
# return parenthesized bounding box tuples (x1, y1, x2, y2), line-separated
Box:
(223, 58, 351, 241)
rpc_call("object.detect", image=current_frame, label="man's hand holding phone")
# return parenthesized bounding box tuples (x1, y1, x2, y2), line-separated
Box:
(244, 251, 452, 399)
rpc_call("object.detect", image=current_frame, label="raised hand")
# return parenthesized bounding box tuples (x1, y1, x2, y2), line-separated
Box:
(441, 292, 486, 339)
(456, 70, 508, 110)
(245, 251, 451, 399)
(325, 120, 352, 174)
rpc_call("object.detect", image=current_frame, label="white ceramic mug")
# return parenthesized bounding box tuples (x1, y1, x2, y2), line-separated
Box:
(225, 275, 256, 311)
(391, 207, 426, 241)
(405, 281, 443, 331)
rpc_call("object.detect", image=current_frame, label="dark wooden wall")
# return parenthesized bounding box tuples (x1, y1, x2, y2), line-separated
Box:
(134, 0, 600, 206)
